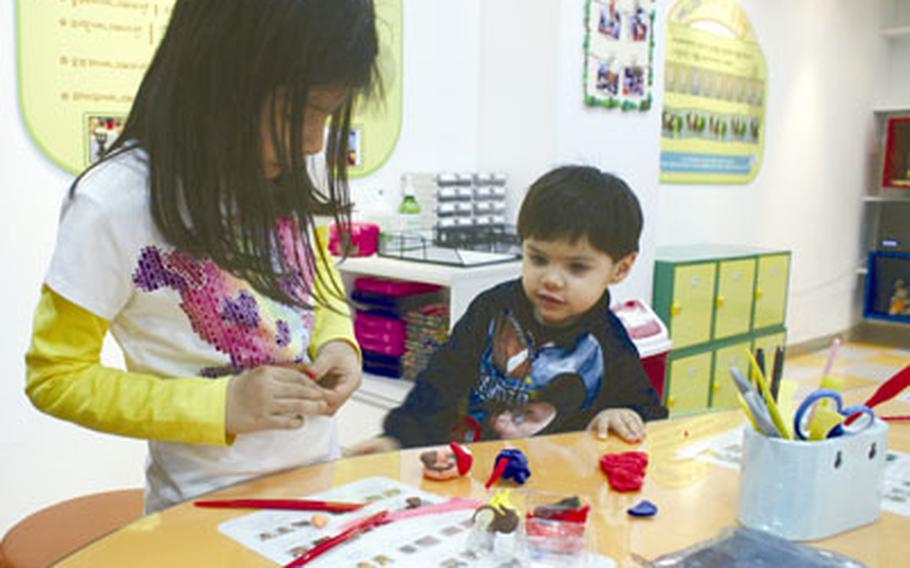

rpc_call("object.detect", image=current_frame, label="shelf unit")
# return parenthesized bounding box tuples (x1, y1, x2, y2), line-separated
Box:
(859, 108, 910, 275)
(332, 255, 522, 446)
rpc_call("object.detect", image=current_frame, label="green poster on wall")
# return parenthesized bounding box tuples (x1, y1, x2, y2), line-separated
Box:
(15, 0, 402, 178)
(660, 0, 767, 184)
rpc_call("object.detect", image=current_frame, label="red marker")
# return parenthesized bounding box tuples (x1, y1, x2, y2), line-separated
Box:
(193, 499, 363, 513)
(284, 510, 390, 567)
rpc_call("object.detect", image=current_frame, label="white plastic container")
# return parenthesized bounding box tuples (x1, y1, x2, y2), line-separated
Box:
(737, 420, 888, 541)
(611, 299, 672, 399)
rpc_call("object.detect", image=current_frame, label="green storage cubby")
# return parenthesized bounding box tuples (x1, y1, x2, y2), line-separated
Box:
(753, 254, 791, 331)
(666, 350, 713, 416)
(714, 258, 757, 340)
(710, 339, 752, 410)
(654, 245, 791, 415)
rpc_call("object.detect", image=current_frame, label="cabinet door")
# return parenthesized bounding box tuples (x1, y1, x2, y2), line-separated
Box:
(669, 263, 717, 350)
(713, 258, 757, 340)
(752, 332, 786, 366)
(711, 341, 752, 410)
(753, 254, 790, 330)
(666, 352, 712, 416)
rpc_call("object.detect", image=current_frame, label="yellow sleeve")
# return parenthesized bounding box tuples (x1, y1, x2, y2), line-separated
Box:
(308, 227, 360, 362)
(25, 285, 231, 446)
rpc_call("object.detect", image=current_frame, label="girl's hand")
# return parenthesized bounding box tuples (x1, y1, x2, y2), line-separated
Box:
(226, 366, 328, 435)
(307, 341, 362, 416)
(587, 408, 646, 442)
(344, 436, 401, 456)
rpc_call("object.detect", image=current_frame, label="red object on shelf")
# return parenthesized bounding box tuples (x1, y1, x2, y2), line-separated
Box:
(882, 117, 910, 189)
(328, 222, 380, 256)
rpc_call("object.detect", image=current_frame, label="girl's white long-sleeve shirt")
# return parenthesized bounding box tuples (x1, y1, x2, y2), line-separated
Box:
(26, 150, 358, 513)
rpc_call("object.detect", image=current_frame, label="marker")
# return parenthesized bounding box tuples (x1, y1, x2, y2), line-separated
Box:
(770, 345, 785, 402)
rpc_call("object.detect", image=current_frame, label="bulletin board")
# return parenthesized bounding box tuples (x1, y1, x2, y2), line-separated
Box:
(14, 0, 402, 178)
(659, 0, 767, 185)
(583, 0, 656, 112)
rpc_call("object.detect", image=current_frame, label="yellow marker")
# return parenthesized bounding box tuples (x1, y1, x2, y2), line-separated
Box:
(746, 350, 792, 439)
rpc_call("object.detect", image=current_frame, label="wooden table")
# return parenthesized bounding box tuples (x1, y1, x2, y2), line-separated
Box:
(56, 393, 909, 567)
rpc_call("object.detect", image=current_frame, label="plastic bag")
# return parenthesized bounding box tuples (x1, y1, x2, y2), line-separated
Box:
(645, 527, 867, 567)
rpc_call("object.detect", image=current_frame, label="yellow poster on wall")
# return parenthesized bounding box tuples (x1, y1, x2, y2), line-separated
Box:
(15, 0, 402, 178)
(660, 0, 766, 184)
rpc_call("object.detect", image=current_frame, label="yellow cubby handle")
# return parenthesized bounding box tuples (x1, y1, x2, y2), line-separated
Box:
(715, 296, 725, 308)
(754, 289, 764, 300)
(712, 383, 721, 393)
(667, 396, 676, 408)
(670, 303, 682, 316)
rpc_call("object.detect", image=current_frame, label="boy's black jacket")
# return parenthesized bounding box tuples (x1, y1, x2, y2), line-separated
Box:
(383, 279, 668, 447)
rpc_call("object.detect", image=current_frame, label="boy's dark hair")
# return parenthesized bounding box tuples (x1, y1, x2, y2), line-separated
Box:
(517, 166, 643, 261)
(74, 0, 379, 310)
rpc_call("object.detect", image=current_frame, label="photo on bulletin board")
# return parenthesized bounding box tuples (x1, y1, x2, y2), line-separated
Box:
(347, 127, 362, 168)
(659, 0, 768, 185)
(583, 0, 655, 112)
(85, 114, 125, 165)
(15, 0, 402, 178)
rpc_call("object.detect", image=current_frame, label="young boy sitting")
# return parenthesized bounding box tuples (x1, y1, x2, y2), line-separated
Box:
(351, 166, 667, 453)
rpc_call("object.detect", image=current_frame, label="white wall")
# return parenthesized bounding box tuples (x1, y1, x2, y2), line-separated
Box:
(881, 0, 910, 108)
(350, 1, 483, 215)
(652, 0, 890, 344)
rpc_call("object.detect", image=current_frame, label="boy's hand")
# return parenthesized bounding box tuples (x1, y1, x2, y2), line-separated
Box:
(226, 366, 329, 435)
(588, 408, 645, 442)
(344, 435, 401, 456)
(307, 340, 362, 416)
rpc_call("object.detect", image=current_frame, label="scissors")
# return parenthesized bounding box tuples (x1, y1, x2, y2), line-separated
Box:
(793, 389, 875, 441)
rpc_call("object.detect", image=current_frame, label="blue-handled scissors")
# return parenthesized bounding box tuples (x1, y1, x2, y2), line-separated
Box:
(793, 389, 875, 441)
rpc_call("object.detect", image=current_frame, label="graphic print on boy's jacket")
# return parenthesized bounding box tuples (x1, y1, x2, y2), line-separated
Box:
(469, 310, 603, 439)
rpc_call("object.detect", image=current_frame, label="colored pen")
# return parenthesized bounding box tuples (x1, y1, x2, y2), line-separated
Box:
(284, 510, 390, 567)
(755, 348, 765, 382)
(746, 350, 792, 439)
(821, 337, 841, 380)
(770, 345, 785, 402)
(729, 367, 779, 436)
(194, 499, 364, 513)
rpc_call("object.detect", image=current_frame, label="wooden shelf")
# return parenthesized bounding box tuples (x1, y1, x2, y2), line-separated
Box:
(863, 194, 910, 203)
(873, 105, 910, 114)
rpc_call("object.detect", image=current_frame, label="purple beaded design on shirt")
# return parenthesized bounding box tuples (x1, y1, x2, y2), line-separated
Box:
(131, 219, 316, 375)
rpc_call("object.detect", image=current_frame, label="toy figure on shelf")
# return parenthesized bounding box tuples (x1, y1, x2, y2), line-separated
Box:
(465, 490, 521, 556)
(889, 279, 910, 316)
(484, 449, 531, 489)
